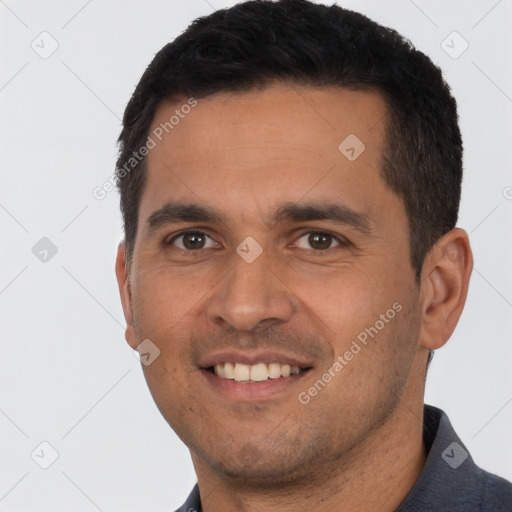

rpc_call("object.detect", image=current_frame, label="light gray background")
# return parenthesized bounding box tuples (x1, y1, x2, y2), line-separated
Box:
(1, 0, 511, 510)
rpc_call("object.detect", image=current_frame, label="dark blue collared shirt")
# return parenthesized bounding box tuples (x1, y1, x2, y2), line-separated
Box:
(175, 404, 512, 511)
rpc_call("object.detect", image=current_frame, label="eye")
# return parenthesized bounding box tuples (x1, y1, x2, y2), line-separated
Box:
(294, 231, 346, 251)
(167, 231, 217, 251)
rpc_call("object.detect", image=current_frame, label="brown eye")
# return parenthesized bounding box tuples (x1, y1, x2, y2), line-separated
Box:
(308, 232, 333, 250)
(295, 231, 342, 251)
(183, 233, 206, 250)
(169, 231, 215, 250)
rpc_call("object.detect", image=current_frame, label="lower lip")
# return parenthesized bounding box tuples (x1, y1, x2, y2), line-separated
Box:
(200, 368, 310, 401)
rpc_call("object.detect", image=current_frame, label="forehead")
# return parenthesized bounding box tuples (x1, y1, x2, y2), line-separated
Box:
(149, 83, 387, 163)
(139, 84, 398, 231)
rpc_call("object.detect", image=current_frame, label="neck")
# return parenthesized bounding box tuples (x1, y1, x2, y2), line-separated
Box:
(193, 398, 427, 512)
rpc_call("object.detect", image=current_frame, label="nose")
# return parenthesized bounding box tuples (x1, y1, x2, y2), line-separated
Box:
(206, 250, 296, 332)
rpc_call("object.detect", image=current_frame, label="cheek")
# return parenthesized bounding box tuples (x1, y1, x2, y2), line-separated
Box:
(282, 264, 394, 340)
(140, 354, 198, 440)
(132, 269, 203, 425)
(128, 271, 205, 402)
(283, 260, 416, 384)
(131, 266, 210, 337)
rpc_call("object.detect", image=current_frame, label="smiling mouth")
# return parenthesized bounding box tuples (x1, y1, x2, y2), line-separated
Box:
(206, 362, 312, 383)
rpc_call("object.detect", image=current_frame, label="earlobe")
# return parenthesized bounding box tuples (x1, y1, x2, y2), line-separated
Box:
(418, 229, 473, 351)
(115, 242, 138, 350)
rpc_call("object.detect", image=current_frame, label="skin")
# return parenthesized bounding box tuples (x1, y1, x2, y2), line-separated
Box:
(116, 83, 473, 511)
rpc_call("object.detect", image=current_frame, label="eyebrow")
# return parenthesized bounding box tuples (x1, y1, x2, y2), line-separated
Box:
(147, 202, 223, 233)
(146, 201, 373, 235)
(274, 202, 373, 235)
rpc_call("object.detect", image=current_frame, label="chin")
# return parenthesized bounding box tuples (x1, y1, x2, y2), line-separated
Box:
(193, 437, 322, 489)
(215, 459, 306, 488)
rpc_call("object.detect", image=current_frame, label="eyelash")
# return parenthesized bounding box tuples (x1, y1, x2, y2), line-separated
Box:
(165, 230, 350, 252)
(165, 230, 219, 251)
(293, 230, 350, 251)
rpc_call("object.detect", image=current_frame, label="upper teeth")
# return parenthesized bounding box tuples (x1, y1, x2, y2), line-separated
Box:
(214, 362, 301, 382)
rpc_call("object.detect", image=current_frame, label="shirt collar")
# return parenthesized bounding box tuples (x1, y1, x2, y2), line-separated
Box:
(396, 404, 483, 511)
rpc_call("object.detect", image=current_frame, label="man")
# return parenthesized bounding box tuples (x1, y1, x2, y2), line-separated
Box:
(114, 1, 512, 510)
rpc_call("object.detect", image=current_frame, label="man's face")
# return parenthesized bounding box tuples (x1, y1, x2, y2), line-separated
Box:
(119, 84, 425, 484)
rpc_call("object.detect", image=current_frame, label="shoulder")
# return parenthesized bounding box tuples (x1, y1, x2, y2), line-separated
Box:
(478, 469, 512, 510)
(397, 405, 512, 511)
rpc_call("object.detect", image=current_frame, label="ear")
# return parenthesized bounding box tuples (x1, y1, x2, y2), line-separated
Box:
(115, 242, 138, 350)
(418, 228, 473, 351)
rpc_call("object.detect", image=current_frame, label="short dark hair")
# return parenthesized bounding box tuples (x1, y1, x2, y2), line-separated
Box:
(116, 0, 462, 277)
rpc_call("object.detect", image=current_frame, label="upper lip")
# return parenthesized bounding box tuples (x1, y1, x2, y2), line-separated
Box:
(198, 350, 314, 369)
